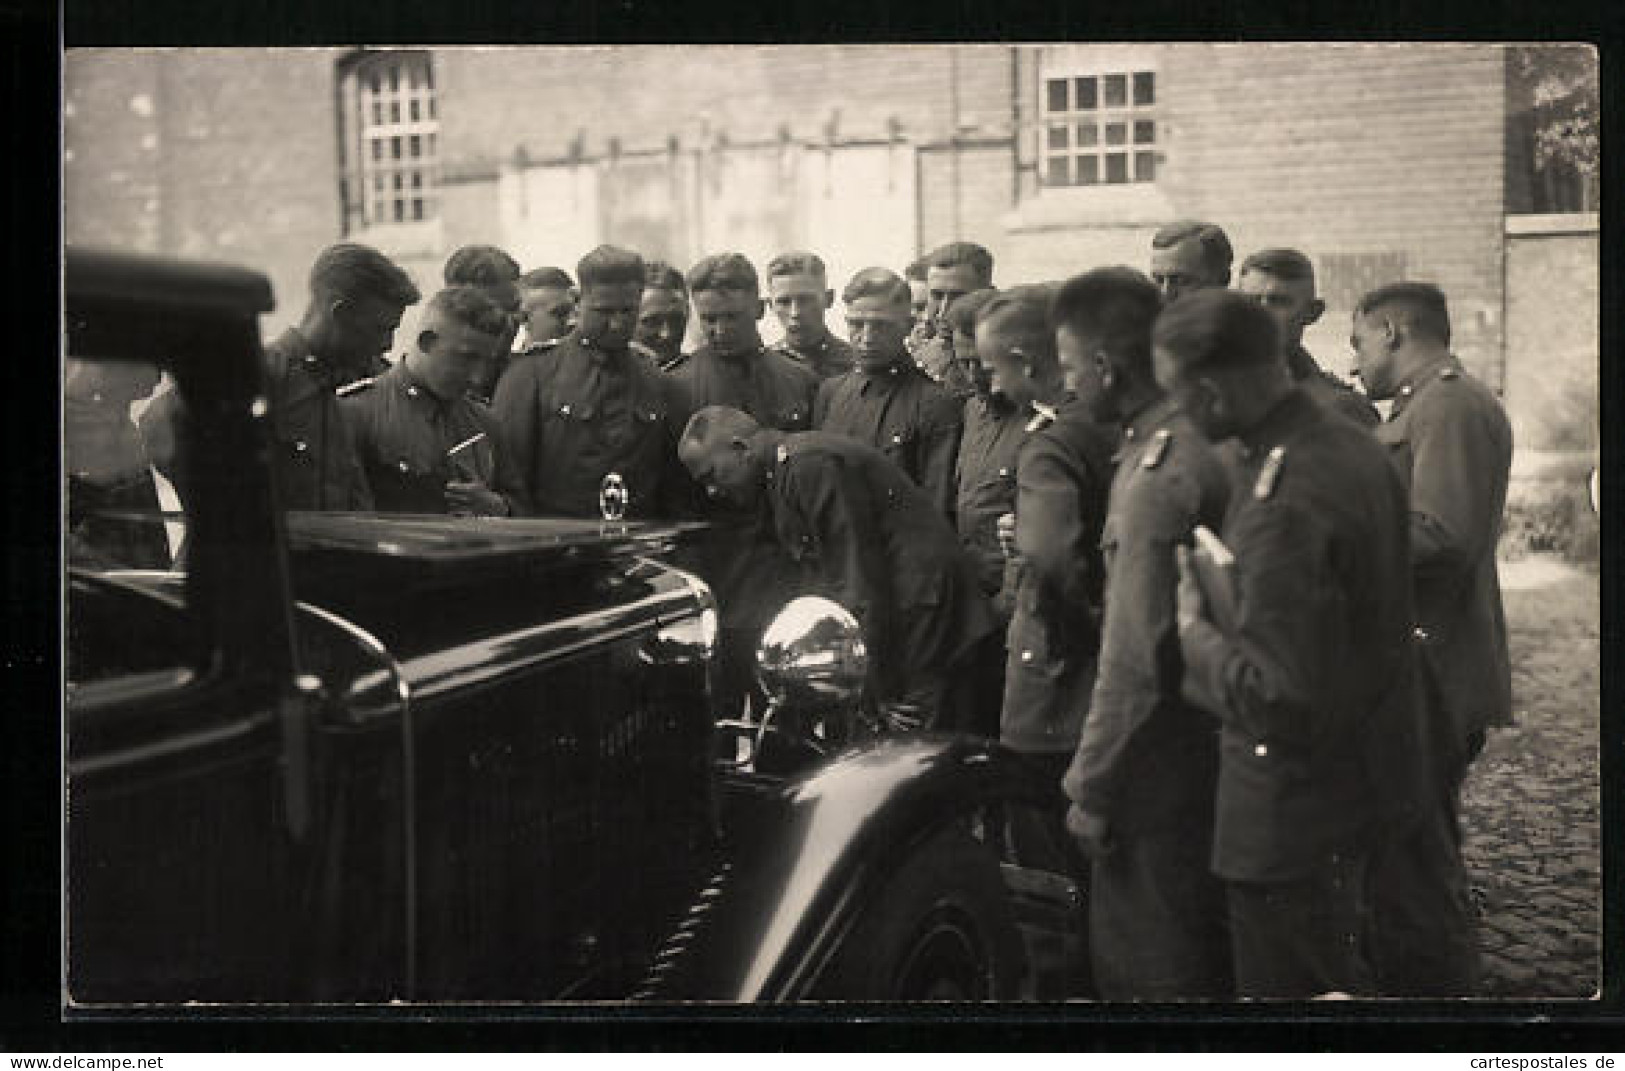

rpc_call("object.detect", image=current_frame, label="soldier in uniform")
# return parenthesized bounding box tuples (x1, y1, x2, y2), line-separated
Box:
(946, 287, 1013, 600)
(514, 267, 578, 357)
(672, 254, 820, 429)
(340, 286, 518, 517)
(910, 242, 990, 396)
(813, 267, 963, 518)
(672, 253, 823, 717)
(443, 244, 524, 404)
(1149, 220, 1233, 306)
(140, 242, 419, 513)
(765, 251, 856, 381)
(1159, 289, 1427, 998)
(981, 291, 1117, 783)
(943, 287, 1014, 738)
(1237, 248, 1379, 428)
(491, 244, 691, 519)
(1053, 267, 1232, 999)
(678, 405, 996, 733)
(1352, 281, 1507, 995)
(633, 260, 691, 371)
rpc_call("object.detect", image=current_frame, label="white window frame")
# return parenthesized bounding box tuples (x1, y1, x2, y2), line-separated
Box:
(340, 50, 440, 234)
(1038, 51, 1160, 190)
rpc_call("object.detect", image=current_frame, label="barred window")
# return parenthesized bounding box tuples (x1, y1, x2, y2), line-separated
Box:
(338, 51, 439, 233)
(1040, 70, 1157, 188)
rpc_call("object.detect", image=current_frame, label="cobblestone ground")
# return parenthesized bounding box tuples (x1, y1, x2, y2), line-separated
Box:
(1461, 558, 1600, 999)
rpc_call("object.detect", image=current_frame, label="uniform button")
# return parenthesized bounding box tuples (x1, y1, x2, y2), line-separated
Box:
(560, 404, 572, 416)
(1254, 743, 1269, 758)
(1413, 626, 1430, 641)
(397, 459, 411, 473)
(1020, 650, 1034, 664)
(1400, 385, 1414, 397)
(406, 385, 420, 398)
(293, 439, 309, 453)
(998, 467, 1010, 478)
(892, 433, 903, 444)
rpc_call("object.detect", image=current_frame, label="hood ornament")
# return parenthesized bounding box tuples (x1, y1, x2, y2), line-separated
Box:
(599, 472, 628, 521)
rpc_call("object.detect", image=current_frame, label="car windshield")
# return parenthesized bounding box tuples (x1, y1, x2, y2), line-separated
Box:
(65, 356, 185, 573)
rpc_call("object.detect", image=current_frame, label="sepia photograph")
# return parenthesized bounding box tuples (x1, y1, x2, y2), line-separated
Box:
(60, 42, 1600, 1011)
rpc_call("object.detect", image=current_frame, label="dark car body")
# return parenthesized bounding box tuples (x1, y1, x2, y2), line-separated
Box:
(64, 248, 1088, 1005)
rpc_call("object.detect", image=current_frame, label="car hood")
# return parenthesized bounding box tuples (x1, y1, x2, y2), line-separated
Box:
(284, 512, 708, 587)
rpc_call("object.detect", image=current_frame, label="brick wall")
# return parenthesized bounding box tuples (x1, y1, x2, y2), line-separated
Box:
(1000, 43, 1508, 383)
(1159, 43, 1508, 384)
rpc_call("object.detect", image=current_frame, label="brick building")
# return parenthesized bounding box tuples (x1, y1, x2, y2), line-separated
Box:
(63, 44, 1597, 449)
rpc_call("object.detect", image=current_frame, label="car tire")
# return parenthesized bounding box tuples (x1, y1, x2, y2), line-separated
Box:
(818, 818, 1024, 1000)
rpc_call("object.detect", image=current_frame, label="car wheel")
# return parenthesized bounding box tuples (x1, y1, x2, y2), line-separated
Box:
(818, 819, 1024, 1000)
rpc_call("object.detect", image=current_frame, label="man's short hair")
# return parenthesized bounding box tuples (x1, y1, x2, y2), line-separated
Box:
(1355, 281, 1452, 346)
(577, 245, 646, 289)
(977, 286, 1055, 363)
(644, 259, 688, 295)
(944, 288, 999, 335)
(926, 241, 995, 286)
(425, 285, 513, 339)
(765, 251, 828, 284)
(519, 266, 575, 291)
(687, 253, 760, 296)
(904, 257, 930, 283)
(309, 243, 421, 307)
(1152, 288, 1280, 375)
(1052, 267, 1163, 379)
(681, 404, 760, 450)
(443, 244, 521, 288)
(1151, 221, 1234, 277)
(1239, 247, 1317, 288)
(841, 267, 913, 308)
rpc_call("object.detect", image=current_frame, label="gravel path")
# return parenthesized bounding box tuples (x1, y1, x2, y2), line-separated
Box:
(1460, 558, 1600, 999)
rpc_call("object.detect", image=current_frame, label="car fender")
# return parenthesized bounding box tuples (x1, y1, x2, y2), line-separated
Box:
(645, 734, 1073, 1002)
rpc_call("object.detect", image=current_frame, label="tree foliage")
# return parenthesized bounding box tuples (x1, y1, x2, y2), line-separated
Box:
(1510, 45, 1599, 180)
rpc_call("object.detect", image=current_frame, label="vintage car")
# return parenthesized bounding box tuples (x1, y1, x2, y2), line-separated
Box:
(64, 248, 1089, 1005)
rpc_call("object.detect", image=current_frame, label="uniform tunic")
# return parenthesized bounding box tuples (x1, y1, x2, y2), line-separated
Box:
(1062, 396, 1232, 999)
(1064, 396, 1229, 831)
(339, 359, 516, 514)
(491, 333, 690, 519)
(1179, 389, 1424, 884)
(755, 430, 996, 710)
(1365, 355, 1507, 999)
(668, 344, 819, 432)
(771, 333, 855, 382)
(812, 360, 963, 517)
(1375, 356, 1514, 748)
(1177, 389, 1425, 996)
(999, 400, 1118, 755)
(139, 327, 375, 513)
(1288, 344, 1380, 428)
(952, 394, 1027, 598)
